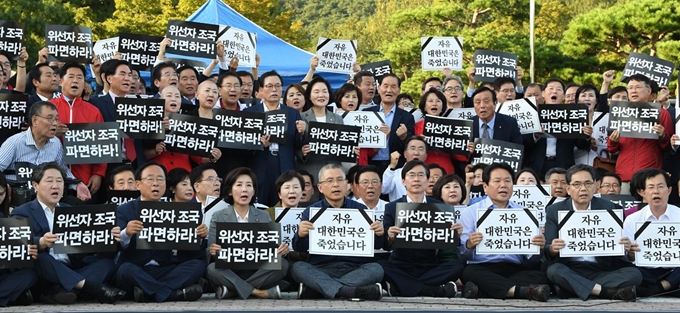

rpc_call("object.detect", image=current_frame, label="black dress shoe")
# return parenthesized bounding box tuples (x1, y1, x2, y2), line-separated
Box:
(169, 284, 203, 301)
(611, 285, 637, 301)
(97, 285, 127, 304)
(527, 284, 550, 302)
(462, 281, 480, 299)
(9, 290, 33, 306)
(133, 286, 148, 303)
(39, 286, 77, 305)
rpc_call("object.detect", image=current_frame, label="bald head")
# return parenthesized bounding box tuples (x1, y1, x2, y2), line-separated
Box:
(196, 80, 219, 109)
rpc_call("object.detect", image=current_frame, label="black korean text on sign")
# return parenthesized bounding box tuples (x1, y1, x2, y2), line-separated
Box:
(218, 26, 257, 68)
(422, 115, 472, 155)
(308, 207, 375, 257)
(608, 101, 661, 139)
(316, 38, 358, 74)
(634, 221, 680, 267)
(264, 110, 287, 144)
(307, 122, 361, 163)
(557, 209, 624, 257)
(213, 109, 265, 150)
(394, 203, 457, 249)
(165, 20, 218, 59)
(360, 60, 392, 82)
(0, 21, 24, 60)
(621, 53, 675, 88)
(45, 25, 93, 63)
(476, 208, 540, 254)
(275, 207, 304, 251)
(108, 190, 141, 206)
(115, 97, 165, 140)
(165, 113, 219, 158)
(63, 122, 122, 164)
(473, 50, 517, 83)
(599, 194, 640, 211)
(341, 111, 387, 149)
(0, 218, 33, 269)
(118, 33, 163, 71)
(539, 104, 589, 139)
(215, 223, 281, 270)
(472, 138, 524, 172)
(136, 201, 201, 250)
(52, 205, 117, 254)
(421, 37, 464, 70)
(0, 93, 28, 140)
(496, 98, 541, 135)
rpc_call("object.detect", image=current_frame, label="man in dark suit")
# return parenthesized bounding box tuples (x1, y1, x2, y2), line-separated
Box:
(544, 164, 641, 300)
(11, 162, 125, 304)
(244, 71, 305, 207)
(469, 87, 524, 145)
(380, 160, 462, 297)
(363, 74, 415, 175)
(114, 162, 206, 302)
(26, 63, 59, 106)
(524, 78, 592, 178)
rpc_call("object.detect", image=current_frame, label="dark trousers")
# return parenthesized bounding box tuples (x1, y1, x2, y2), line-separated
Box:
(639, 267, 680, 290)
(546, 262, 642, 300)
(34, 253, 115, 292)
(540, 158, 558, 180)
(462, 262, 549, 299)
(379, 260, 464, 296)
(114, 260, 206, 302)
(255, 153, 281, 207)
(0, 268, 38, 306)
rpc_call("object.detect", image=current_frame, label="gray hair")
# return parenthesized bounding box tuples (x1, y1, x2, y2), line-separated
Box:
(318, 163, 344, 183)
(443, 76, 464, 90)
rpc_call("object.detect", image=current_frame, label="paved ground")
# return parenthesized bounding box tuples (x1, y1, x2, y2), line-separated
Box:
(2, 292, 680, 312)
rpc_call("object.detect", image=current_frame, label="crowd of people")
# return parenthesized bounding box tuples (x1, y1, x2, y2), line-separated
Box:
(0, 34, 679, 307)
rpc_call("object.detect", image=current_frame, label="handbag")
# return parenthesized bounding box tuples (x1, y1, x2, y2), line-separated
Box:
(593, 149, 616, 173)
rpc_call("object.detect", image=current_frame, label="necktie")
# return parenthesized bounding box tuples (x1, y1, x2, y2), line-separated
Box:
(482, 123, 490, 139)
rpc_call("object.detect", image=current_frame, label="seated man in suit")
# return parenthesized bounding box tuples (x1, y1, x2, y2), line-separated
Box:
(545, 164, 641, 300)
(108, 165, 137, 191)
(466, 87, 525, 153)
(363, 74, 415, 175)
(12, 162, 125, 304)
(524, 78, 591, 178)
(623, 168, 679, 297)
(380, 160, 463, 297)
(291, 164, 384, 300)
(114, 162, 206, 302)
(459, 163, 550, 301)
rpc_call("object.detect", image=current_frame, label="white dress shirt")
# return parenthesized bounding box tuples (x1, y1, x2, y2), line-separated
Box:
(39, 200, 70, 264)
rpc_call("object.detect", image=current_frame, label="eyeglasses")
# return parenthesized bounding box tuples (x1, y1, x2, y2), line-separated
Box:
(645, 184, 667, 191)
(499, 89, 514, 94)
(360, 179, 380, 187)
(399, 101, 414, 106)
(162, 72, 179, 78)
(200, 177, 222, 184)
(570, 181, 594, 189)
(322, 177, 346, 185)
(627, 85, 648, 91)
(36, 115, 60, 123)
(406, 172, 427, 179)
(221, 83, 241, 89)
(242, 82, 254, 87)
(444, 86, 462, 93)
(142, 177, 166, 184)
(408, 147, 426, 153)
(600, 183, 620, 190)
(264, 84, 283, 90)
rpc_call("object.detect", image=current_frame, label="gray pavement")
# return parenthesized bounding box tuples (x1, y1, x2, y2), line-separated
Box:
(1, 292, 680, 312)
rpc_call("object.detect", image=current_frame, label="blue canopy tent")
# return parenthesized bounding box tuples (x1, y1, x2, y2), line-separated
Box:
(165, 0, 349, 89)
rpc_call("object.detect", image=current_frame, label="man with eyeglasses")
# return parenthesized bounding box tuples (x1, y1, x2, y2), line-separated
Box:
(355, 165, 387, 212)
(190, 164, 221, 211)
(115, 162, 207, 302)
(544, 164, 641, 300)
(0, 101, 91, 202)
(211, 72, 251, 178)
(244, 71, 306, 207)
(442, 76, 465, 109)
(493, 77, 520, 104)
(291, 163, 385, 300)
(599, 172, 622, 195)
(383, 136, 428, 202)
(380, 160, 462, 298)
(0, 50, 27, 92)
(608, 74, 673, 194)
(624, 168, 680, 297)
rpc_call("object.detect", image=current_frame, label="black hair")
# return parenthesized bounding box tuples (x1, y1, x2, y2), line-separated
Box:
(525, 83, 544, 91)
(167, 167, 191, 195)
(333, 83, 363, 111)
(631, 168, 671, 202)
(28, 62, 52, 86)
(544, 167, 567, 182)
(600, 171, 622, 185)
(379, 73, 401, 88)
(134, 161, 167, 181)
(470, 163, 488, 174)
(0, 173, 9, 218)
(493, 77, 516, 91)
(396, 93, 414, 106)
(216, 72, 242, 88)
(303, 76, 332, 112)
(482, 163, 515, 185)
(516, 168, 541, 184)
(403, 136, 428, 153)
(346, 165, 362, 184)
(625, 74, 652, 89)
(298, 169, 314, 185)
(419, 88, 447, 116)
(354, 165, 381, 184)
(31, 162, 66, 184)
(103, 59, 132, 87)
(543, 78, 566, 91)
(565, 164, 597, 185)
(433, 173, 467, 204)
(177, 65, 199, 81)
(59, 62, 86, 78)
(401, 160, 429, 180)
(222, 167, 258, 205)
(427, 163, 447, 176)
(28, 101, 57, 127)
(471, 86, 497, 104)
(151, 61, 177, 93)
(421, 77, 443, 91)
(353, 71, 374, 86)
(575, 84, 599, 104)
(258, 70, 283, 91)
(608, 86, 628, 98)
(109, 165, 135, 188)
(275, 170, 305, 195)
(190, 164, 217, 186)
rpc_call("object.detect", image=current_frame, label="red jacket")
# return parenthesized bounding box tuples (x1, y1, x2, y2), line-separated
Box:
(607, 107, 673, 182)
(50, 96, 107, 185)
(414, 119, 467, 174)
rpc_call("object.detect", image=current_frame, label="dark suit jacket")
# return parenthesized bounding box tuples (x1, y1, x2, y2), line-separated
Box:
(544, 197, 628, 270)
(523, 136, 590, 173)
(383, 196, 445, 266)
(243, 103, 305, 177)
(117, 199, 178, 267)
(89, 94, 116, 122)
(12, 200, 102, 268)
(471, 112, 523, 145)
(363, 105, 415, 161)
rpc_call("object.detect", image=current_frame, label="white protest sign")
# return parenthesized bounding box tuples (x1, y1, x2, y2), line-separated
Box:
(496, 97, 541, 134)
(341, 111, 387, 148)
(409, 108, 423, 123)
(421, 36, 463, 70)
(453, 205, 466, 223)
(218, 25, 257, 68)
(93, 37, 118, 63)
(316, 37, 357, 74)
(592, 112, 610, 147)
(308, 208, 374, 257)
(476, 209, 540, 255)
(275, 207, 305, 251)
(558, 210, 624, 257)
(675, 110, 680, 146)
(446, 107, 476, 120)
(203, 195, 228, 227)
(510, 185, 551, 224)
(633, 222, 680, 267)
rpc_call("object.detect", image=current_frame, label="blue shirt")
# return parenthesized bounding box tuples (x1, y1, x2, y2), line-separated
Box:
(372, 104, 396, 161)
(0, 128, 76, 180)
(478, 114, 496, 139)
(459, 196, 536, 264)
